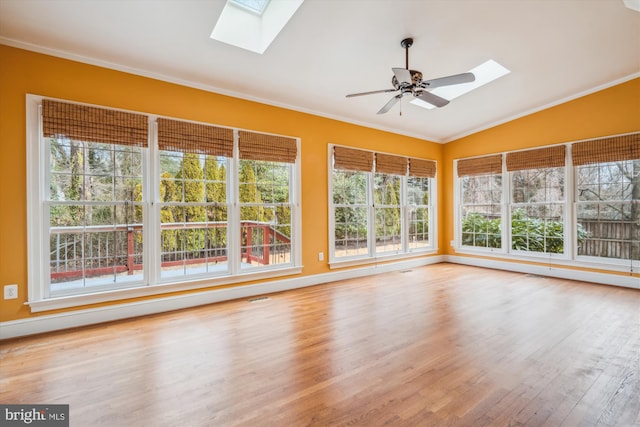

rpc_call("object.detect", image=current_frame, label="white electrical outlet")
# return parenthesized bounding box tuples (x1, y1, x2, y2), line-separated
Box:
(4, 284, 18, 300)
(318, 252, 324, 261)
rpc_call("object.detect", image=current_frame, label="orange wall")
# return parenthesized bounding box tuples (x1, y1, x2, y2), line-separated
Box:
(442, 78, 640, 256)
(1, 45, 637, 324)
(0, 45, 442, 322)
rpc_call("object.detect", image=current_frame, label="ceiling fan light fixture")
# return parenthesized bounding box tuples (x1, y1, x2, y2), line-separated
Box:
(411, 59, 510, 110)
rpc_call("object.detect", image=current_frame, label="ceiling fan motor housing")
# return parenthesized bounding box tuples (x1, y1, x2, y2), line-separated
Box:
(392, 70, 423, 90)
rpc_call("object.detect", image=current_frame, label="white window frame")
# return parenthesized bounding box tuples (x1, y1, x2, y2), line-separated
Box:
(453, 138, 638, 273)
(406, 174, 437, 253)
(454, 161, 506, 254)
(573, 159, 640, 270)
(507, 165, 570, 260)
(26, 95, 302, 312)
(329, 168, 372, 262)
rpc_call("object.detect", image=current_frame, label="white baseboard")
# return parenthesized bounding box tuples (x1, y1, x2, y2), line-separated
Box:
(0, 256, 443, 340)
(444, 255, 640, 289)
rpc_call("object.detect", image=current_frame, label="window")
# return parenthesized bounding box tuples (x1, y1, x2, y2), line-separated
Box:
(374, 173, 402, 254)
(374, 153, 406, 254)
(332, 147, 372, 259)
(457, 154, 503, 250)
(330, 146, 436, 263)
(238, 131, 297, 270)
(28, 97, 300, 308)
(507, 146, 566, 255)
(574, 134, 640, 263)
(407, 158, 436, 250)
(43, 100, 148, 296)
(454, 132, 639, 271)
(157, 118, 233, 280)
(407, 176, 430, 249)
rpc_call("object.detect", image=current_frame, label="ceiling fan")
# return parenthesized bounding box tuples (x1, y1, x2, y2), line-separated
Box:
(346, 38, 475, 114)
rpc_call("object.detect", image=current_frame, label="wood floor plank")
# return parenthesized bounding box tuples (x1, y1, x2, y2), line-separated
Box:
(1, 264, 639, 426)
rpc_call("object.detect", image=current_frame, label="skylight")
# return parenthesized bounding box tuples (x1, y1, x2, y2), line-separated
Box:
(211, 0, 304, 54)
(411, 59, 510, 109)
(230, 0, 270, 15)
(623, 0, 640, 12)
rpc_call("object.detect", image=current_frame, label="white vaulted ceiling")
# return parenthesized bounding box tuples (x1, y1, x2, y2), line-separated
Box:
(0, 0, 638, 142)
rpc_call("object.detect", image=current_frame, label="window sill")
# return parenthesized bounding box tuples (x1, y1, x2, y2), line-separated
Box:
(329, 250, 438, 270)
(27, 266, 303, 313)
(453, 247, 637, 273)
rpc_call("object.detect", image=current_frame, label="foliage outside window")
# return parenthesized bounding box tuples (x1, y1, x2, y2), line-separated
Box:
(374, 173, 402, 253)
(48, 138, 144, 293)
(460, 174, 503, 249)
(510, 167, 565, 254)
(333, 170, 369, 258)
(407, 176, 431, 250)
(158, 151, 228, 279)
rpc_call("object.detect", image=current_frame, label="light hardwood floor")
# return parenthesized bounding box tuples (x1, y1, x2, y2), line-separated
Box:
(1, 264, 639, 426)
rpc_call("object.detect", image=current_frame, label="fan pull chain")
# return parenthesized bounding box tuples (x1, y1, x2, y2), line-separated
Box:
(399, 97, 402, 116)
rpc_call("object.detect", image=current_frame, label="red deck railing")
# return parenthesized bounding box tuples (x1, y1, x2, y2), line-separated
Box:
(50, 221, 291, 281)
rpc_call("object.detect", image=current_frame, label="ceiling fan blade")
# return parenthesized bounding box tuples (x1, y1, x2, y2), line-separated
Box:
(377, 94, 402, 114)
(421, 72, 475, 89)
(346, 88, 397, 98)
(392, 67, 413, 85)
(415, 91, 450, 108)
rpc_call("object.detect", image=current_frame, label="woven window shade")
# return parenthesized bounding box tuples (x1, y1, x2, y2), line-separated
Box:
(457, 154, 503, 176)
(238, 131, 297, 163)
(572, 132, 640, 166)
(157, 118, 233, 157)
(376, 153, 408, 175)
(333, 146, 374, 172)
(506, 145, 566, 171)
(409, 158, 436, 178)
(42, 99, 148, 147)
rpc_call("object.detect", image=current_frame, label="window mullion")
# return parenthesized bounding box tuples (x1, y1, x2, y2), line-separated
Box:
(429, 176, 437, 251)
(41, 108, 52, 300)
(502, 157, 509, 254)
(229, 129, 241, 275)
(565, 145, 574, 260)
(367, 171, 375, 258)
(401, 176, 408, 253)
(146, 118, 159, 286)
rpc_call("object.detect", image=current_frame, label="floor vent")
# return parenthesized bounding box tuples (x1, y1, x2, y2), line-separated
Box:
(400, 269, 413, 273)
(525, 274, 545, 278)
(248, 296, 270, 303)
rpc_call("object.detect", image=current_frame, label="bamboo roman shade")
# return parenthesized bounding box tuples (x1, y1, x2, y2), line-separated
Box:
(42, 99, 148, 147)
(572, 132, 640, 166)
(506, 145, 566, 171)
(457, 154, 503, 177)
(333, 146, 374, 172)
(157, 118, 233, 157)
(409, 158, 436, 178)
(238, 131, 297, 163)
(376, 153, 408, 175)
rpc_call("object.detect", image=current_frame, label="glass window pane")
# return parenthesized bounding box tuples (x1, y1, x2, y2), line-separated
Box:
(576, 160, 639, 260)
(239, 159, 294, 270)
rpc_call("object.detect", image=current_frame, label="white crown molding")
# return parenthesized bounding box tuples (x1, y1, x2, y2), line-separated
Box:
(443, 72, 640, 143)
(0, 37, 439, 143)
